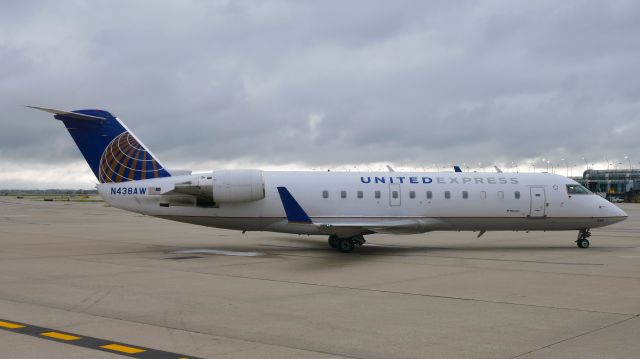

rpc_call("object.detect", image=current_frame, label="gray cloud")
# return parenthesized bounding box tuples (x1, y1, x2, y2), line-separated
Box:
(1, 0, 639, 187)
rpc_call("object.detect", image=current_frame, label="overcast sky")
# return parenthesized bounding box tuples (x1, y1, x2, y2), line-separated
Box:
(1, 0, 639, 188)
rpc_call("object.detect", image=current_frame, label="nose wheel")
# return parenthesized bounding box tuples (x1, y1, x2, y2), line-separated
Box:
(576, 229, 591, 248)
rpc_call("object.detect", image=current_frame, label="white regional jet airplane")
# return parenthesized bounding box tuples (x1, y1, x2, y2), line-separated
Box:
(31, 106, 627, 252)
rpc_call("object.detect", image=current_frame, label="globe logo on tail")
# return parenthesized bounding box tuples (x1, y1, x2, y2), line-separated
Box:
(98, 132, 167, 183)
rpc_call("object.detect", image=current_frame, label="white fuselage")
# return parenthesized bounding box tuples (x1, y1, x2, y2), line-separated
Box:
(97, 171, 627, 237)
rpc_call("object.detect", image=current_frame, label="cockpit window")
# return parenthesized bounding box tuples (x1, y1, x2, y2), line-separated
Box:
(566, 184, 592, 195)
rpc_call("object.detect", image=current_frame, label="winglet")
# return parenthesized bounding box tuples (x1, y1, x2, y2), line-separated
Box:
(277, 187, 312, 224)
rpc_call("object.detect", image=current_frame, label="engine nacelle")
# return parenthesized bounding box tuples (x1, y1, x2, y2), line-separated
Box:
(212, 169, 265, 203)
(174, 169, 265, 204)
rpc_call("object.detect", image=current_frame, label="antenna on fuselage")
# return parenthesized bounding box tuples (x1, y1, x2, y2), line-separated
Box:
(494, 165, 503, 173)
(386, 165, 395, 172)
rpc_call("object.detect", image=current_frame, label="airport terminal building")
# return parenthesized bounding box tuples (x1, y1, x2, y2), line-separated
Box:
(574, 169, 639, 202)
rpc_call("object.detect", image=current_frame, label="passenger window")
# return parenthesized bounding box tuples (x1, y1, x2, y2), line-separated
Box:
(341, 190, 347, 199)
(444, 191, 451, 199)
(375, 190, 381, 199)
(462, 191, 468, 199)
(498, 191, 504, 200)
(322, 190, 329, 199)
(409, 191, 415, 199)
(515, 191, 520, 199)
(480, 191, 487, 200)
(426, 191, 432, 199)
(357, 190, 363, 199)
(392, 191, 399, 199)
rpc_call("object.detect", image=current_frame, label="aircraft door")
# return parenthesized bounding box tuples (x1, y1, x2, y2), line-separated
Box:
(529, 187, 546, 217)
(389, 183, 401, 206)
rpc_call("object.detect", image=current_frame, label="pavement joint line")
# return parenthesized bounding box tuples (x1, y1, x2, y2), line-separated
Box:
(285, 250, 605, 266)
(0, 318, 203, 359)
(216, 273, 634, 316)
(509, 313, 640, 359)
(294, 252, 640, 280)
(71, 257, 638, 316)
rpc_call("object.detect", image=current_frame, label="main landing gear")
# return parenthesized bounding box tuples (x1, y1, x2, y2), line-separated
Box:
(576, 229, 591, 248)
(328, 235, 366, 253)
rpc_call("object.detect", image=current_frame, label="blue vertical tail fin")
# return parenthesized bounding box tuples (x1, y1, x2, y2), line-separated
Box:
(29, 106, 171, 183)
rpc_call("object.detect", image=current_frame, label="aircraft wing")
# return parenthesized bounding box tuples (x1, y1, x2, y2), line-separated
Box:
(315, 219, 437, 235)
(276, 187, 444, 236)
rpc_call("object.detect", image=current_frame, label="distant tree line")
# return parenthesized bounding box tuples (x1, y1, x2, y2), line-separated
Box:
(1, 189, 99, 196)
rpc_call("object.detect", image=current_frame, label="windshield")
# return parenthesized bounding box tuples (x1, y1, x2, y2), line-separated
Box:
(566, 184, 592, 195)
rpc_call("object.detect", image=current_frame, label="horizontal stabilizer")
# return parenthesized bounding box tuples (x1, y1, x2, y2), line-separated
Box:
(27, 106, 106, 122)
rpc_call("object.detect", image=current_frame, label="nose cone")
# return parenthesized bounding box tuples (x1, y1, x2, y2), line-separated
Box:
(595, 196, 627, 225)
(611, 204, 628, 222)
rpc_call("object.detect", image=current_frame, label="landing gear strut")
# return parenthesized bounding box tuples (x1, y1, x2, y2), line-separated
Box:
(576, 229, 591, 248)
(328, 235, 366, 253)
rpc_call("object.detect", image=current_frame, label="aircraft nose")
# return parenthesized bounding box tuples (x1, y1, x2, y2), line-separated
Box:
(613, 205, 628, 218)
(607, 203, 627, 223)
(596, 197, 627, 223)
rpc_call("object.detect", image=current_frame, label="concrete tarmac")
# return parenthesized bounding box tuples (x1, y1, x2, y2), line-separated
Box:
(0, 197, 639, 358)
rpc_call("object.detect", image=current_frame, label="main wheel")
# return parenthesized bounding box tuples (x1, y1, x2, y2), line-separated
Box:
(337, 237, 355, 253)
(328, 235, 339, 249)
(577, 238, 590, 248)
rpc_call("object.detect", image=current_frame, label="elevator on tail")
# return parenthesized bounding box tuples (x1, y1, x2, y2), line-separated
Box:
(30, 106, 627, 252)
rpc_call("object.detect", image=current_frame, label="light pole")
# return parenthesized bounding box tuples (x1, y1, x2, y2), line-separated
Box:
(561, 158, 569, 176)
(625, 156, 632, 170)
(582, 157, 589, 171)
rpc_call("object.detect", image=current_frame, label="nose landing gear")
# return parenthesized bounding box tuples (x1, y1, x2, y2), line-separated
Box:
(328, 235, 366, 253)
(576, 229, 591, 248)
